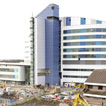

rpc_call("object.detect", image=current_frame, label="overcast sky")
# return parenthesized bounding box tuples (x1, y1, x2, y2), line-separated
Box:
(0, 0, 106, 59)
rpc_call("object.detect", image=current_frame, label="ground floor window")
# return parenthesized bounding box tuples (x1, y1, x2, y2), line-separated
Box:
(98, 86, 103, 90)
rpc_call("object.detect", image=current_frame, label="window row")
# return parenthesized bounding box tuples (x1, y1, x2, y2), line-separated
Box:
(63, 48, 106, 52)
(0, 75, 17, 79)
(0, 68, 15, 72)
(63, 41, 106, 46)
(63, 75, 88, 78)
(63, 35, 106, 40)
(63, 69, 93, 71)
(65, 17, 102, 26)
(63, 54, 106, 58)
(88, 85, 103, 90)
(63, 28, 106, 34)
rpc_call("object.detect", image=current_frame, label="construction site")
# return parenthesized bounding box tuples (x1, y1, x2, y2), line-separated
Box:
(0, 78, 106, 106)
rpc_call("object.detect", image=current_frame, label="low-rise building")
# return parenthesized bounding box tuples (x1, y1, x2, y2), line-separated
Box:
(84, 69, 106, 103)
(0, 62, 30, 85)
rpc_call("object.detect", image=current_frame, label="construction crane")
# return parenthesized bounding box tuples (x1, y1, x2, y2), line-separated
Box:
(72, 93, 90, 106)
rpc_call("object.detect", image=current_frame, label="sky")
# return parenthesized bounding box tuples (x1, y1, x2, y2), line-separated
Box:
(0, 0, 106, 59)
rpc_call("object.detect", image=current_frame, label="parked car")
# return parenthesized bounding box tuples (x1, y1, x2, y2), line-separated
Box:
(64, 96, 72, 102)
(41, 95, 52, 99)
(57, 95, 64, 100)
(61, 91, 74, 95)
(41, 95, 55, 99)
(55, 93, 59, 98)
(68, 91, 74, 95)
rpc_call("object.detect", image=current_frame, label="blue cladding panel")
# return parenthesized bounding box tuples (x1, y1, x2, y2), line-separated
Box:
(80, 55, 85, 58)
(80, 48, 85, 52)
(66, 36, 71, 40)
(66, 55, 71, 58)
(80, 35, 86, 39)
(81, 18, 86, 25)
(96, 42, 101, 45)
(96, 54, 101, 58)
(96, 28, 102, 32)
(66, 43, 70, 46)
(96, 48, 101, 51)
(80, 29, 86, 33)
(66, 30, 71, 34)
(66, 17, 71, 26)
(96, 20, 102, 24)
(66, 49, 71, 52)
(80, 42, 85, 45)
(96, 35, 102, 38)
(45, 19, 59, 85)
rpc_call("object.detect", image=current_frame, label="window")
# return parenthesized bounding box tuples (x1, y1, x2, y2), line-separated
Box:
(65, 36, 71, 40)
(96, 54, 101, 58)
(98, 86, 103, 90)
(63, 55, 71, 58)
(80, 29, 86, 33)
(66, 17, 71, 26)
(63, 30, 71, 34)
(80, 42, 85, 45)
(63, 69, 93, 71)
(80, 48, 85, 52)
(81, 18, 86, 25)
(96, 42, 101, 45)
(51, 6, 54, 10)
(80, 35, 86, 39)
(88, 85, 93, 89)
(66, 49, 71, 52)
(96, 35, 102, 38)
(96, 28, 102, 32)
(63, 75, 88, 78)
(0, 68, 14, 72)
(96, 20, 102, 24)
(103, 28, 106, 32)
(0, 75, 15, 79)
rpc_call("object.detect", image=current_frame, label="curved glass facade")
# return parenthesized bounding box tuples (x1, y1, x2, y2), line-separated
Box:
(63, 54, 106, 58)
(63, 41, 106, 46)
(63, 48, 106, 52)
(63, 28, 106, 34)
(64, 35, 106, 40)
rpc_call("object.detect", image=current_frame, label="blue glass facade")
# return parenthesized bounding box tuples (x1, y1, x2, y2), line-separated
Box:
(66, 17, 71, 26)
(81, 18, 86, 25)
(96, 41, 101, 45)
(96, 35, 102, 38)
(80, 48, 85, 52)
(66, 36, 71, 40)
(80, 29, 86, 33)
(37, 4, 59, 85)
(96, 20, 102, 24)
(80, 42, 85, 45)
(80, 35, 86, 39)
(66, 49, 71, 52)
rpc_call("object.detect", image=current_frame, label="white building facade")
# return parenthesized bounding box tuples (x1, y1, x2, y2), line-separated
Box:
(0, 63, 27, 85)
(29, 4, 59, 86)
(60, 16, 106, 85)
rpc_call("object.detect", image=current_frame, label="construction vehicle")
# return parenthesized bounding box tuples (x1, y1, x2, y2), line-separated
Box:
(64, 81, 85, 89)
(72, 93, 90, 106)
(0, 84, 5, 88)
(70, 81, 85, 89)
